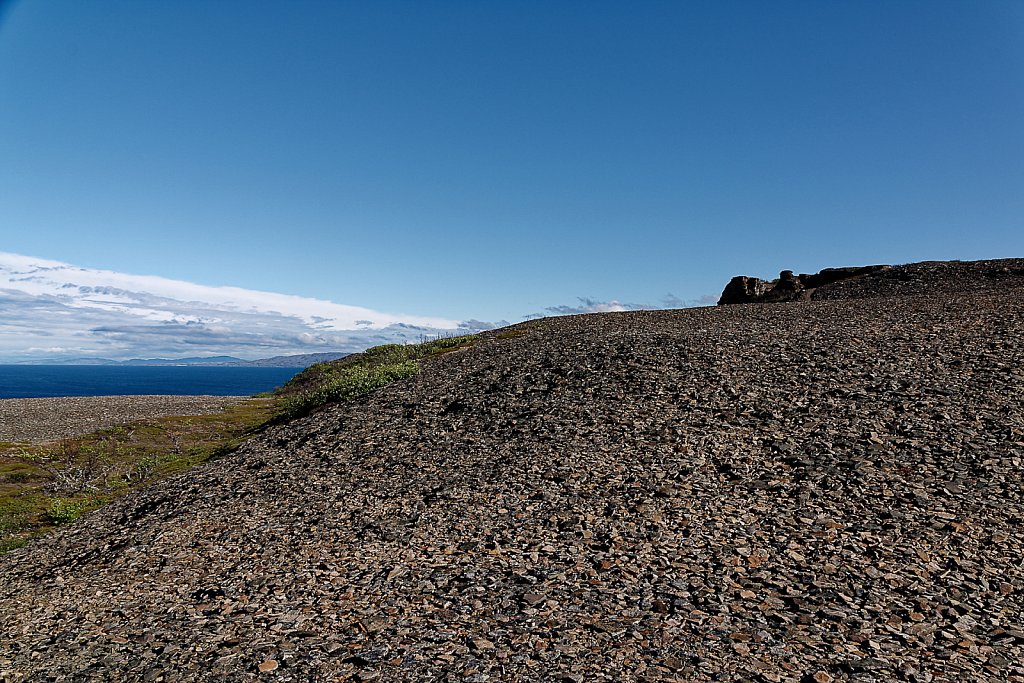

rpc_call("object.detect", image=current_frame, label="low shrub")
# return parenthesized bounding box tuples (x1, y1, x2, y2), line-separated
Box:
(46, 498, 83, 525)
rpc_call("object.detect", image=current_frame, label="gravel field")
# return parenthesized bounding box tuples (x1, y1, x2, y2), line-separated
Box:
(1, 261, 1022, 682)
(0, 395, 251, 444)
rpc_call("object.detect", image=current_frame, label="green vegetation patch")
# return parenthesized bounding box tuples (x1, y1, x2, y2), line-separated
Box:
(278, 334, 478, 419)
(0, 334, 480, 554)
(46, 498, 84, 525)
(0, 399, 277, 553)
(280, 360, 419, 419)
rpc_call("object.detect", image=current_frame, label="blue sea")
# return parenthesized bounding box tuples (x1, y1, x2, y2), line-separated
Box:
(0, 365, 304, 399)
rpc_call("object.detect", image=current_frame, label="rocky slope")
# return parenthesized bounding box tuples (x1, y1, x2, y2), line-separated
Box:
(2, 262, 1023, 682)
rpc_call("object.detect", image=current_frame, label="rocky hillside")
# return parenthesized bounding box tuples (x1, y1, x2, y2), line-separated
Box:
(718, 258, 1024, 304)
(2, 262, 1023, 682)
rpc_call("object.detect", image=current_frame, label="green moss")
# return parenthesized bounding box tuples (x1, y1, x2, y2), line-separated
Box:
(0, 536, 27, 553)
(0, 493, 46, 520)
(0, 463, 41, 484)
(0, 493, 47, 548)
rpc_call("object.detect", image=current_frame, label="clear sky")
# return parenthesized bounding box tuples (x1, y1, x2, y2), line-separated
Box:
(1, 0, 1022, 328)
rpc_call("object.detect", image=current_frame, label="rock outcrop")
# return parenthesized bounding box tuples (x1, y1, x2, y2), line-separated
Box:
(811, 258, 1024, 300)
(717, 275, 769, 305)
(719, 258, 1024, 305)
(717, 264, 889, 304)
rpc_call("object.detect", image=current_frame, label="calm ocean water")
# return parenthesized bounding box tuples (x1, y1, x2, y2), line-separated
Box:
(0, 365, 304, 399)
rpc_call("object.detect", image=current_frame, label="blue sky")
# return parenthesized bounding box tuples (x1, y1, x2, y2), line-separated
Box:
(1, 1, 1022, 357)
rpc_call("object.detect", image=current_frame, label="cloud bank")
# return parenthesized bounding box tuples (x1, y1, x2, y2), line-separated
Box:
(533, 293, 717, 318)
(0, 252, 475, 362)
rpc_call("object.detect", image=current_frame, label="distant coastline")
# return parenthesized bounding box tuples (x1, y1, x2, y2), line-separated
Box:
(8, 351, 350, 368)
(0, 365, 303, 399)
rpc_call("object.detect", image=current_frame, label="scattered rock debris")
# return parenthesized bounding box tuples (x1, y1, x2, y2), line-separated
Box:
(1, 260, 1023, 681)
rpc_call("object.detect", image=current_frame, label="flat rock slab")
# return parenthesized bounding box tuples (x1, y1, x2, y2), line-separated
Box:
(0, 395, 251, 443)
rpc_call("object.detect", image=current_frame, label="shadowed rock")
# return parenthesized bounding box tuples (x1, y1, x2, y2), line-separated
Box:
(718, 264, 890, 304)
(717, 275, 769, 305)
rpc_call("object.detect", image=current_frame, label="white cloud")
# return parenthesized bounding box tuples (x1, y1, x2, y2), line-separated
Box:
(0, 252, 455, 329)
(0, 252, 475, 362)
(535, 293, 716, 318)
(543, 297, 650, 316)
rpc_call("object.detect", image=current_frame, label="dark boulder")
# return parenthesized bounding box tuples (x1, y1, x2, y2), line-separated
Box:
(717, 276, 769, 305)
(763, 270, 806, 301)
(718, 264, 891, 305)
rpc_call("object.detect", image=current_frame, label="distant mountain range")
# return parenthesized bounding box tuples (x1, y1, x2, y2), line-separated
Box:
(16, 352, 350, 368)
